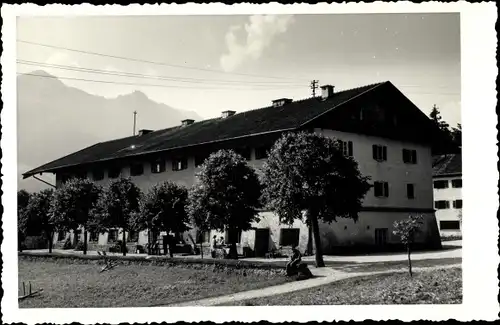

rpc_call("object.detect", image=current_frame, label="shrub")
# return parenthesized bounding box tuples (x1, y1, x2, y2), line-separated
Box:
(74, 241, 85, 251)
(62, 237, 74, 250)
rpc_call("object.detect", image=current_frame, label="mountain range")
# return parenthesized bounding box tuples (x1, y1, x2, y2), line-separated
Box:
(17, 70, 201, 192)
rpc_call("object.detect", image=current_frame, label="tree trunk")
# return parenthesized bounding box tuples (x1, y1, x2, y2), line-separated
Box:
(307, 222, 313, 256)
(309, 209, 325, 267)
(122, 229, 127, 256)
(147, 229, 151, 255)
(19, 232, 24, 252)
(200, 241, 203, 259)
(83, 227, 88, 255)
(407, 245, 413, 277)
(47, 231, 53, 253)
(227, 228, 238, 259)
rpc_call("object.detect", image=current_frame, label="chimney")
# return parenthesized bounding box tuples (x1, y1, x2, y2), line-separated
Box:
(320, 85, 335, 99)
(181, 119, 195, 127)
(272, 98, 293, 107)
(137, 129, 153, 136)
(221, 110, 236, 118)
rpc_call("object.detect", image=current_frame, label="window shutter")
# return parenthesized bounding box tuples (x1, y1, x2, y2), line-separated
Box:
(348, 141, 353, 156)
(383, 146, 387, 161)
(372, 145, 377, 159)
(384, 182, 389, 197)
(412, 150, 417, 164)
(402, 149, 408, 163)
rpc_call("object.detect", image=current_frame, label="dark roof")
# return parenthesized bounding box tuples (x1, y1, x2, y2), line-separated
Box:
(23, 81, 386, 178)
(432, 154, 462, 177)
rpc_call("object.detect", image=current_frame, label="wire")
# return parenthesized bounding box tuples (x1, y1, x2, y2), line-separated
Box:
(16, 59, 305, 87)
(17, 72, 307, 91)
(17, 39, 310, 82)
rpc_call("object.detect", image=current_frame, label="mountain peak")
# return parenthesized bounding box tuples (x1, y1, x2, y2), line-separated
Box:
(19, 70, 57, 78)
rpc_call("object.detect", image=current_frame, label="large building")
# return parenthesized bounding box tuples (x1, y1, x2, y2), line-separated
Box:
(432, 153, 462, 238)
(23, 81, 443, 255)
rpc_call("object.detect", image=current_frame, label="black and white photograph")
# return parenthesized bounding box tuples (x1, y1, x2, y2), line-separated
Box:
(1, 2, 497, 324)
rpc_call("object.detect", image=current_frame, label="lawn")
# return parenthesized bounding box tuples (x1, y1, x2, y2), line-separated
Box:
(18, 257, 291, 308)
(331, 257, 461, 273)
(223, 267, 462, 306)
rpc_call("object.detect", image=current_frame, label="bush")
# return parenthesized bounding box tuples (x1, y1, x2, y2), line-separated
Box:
(74, 241, 85, 251)
(62, 237, 74, 250)
(109, 240, 128, 253)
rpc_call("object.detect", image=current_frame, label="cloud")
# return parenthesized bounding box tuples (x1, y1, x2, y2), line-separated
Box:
(220, 15, 295, 72)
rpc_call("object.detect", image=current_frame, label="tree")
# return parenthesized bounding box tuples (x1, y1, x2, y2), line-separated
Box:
(188, 150, 262, 259)
(393, 214, 424, 277)
(132, 181, 189, 254)
(451, 123, 462, 149)
(93, 177, 142, 256)
(261, 132, 371, 267)
(50, 178, 102, 255)
(22, 189, 55, 253)
(429, 105, 456, 154)
(186, 183, 211, 259)
(18, 190, 31, 251)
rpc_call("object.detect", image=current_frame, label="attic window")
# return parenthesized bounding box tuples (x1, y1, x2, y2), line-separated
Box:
(221, 110, 236, 119)
(172, 157, 188, 171)
(151, 159, 166, 174)
(108, 167, 121, 179)
(130, 163, 144, 176)
(272, 98, 292, 107)
(92, 170, 105, 181)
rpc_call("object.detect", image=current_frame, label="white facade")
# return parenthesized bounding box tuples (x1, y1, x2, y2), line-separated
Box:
(433, 175, 462, 237)
(54, 127, 440, 254)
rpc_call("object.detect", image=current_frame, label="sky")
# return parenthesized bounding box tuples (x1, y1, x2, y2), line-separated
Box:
(16, 13, 461, 127)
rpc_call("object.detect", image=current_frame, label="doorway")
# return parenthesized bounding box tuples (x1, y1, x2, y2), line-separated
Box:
(254, 228, 270, 257)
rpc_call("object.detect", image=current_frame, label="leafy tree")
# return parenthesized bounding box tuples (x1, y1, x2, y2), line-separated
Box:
(186, 184, 211, 259)
(451, 123, 462, 149)
(93, 177, 142, 256)
(50, 178, 102, 255)
(18, 190, 31, 251)
(429, 104, 450, 132)
(188, 150, 262, 259)
(132, 181, 189, 254)
(22, 189, 55, 252)
(393, 214, 424, 277)
(429, 105, 457, 154)
(261, 132, 371, 267)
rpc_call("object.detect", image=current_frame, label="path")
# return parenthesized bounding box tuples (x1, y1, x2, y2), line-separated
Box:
(168, 263, 461, 307)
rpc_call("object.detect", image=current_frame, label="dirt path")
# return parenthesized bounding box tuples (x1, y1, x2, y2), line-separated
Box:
(168, 263, 461, 307)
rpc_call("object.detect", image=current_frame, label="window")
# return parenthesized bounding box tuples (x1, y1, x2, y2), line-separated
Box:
(128, 230, 138, 242)
(440, 221, 460, 230)
(372, 145, 387, 161)
(279, 228, 300, 247)
(151, 159, 166, 174)
(452, 179, 462, 188)
(195, 154, 209, 168)
(130, 163, 144, 176)
(75, 172, 87, 179)
(92, 170, 104, 181)
(374, 181, 389, 198)
(89, 231, 98, 242)
(172, 157, 188, 171)
(255, 145, 271, 160)
(434, 200, 450, 209)
(108, 167, 121, 179)
(235, 147, 252, 160)
(407, 184, 415, 199)
(402, 149, 417, 164)
(108, 229, 118, 243)
(224, 229, 242, 244)
(433, 180, 449, 189)
(453, 199, 463, 209)
(57, 230, 66, 241)
(339, 140, 353, 157)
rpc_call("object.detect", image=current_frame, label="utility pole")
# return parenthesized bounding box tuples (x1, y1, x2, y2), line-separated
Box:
(133, 110, 137, 136)
(310, 80, 319, 97)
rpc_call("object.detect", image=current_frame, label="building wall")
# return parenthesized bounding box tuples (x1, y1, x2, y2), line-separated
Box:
(54, 128, 440, 253)
(433, 175, 462, 237)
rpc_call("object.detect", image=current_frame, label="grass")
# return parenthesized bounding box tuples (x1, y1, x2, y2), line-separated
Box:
(18, 257, 291, 308)
(332, 257, 461, 273)
(224, 267, 462, 306)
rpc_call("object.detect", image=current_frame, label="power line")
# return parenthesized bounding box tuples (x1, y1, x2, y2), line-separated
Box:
(17, 39, 310, 82)
(17, 72, 308, 91)
(16, 59, 305, 87)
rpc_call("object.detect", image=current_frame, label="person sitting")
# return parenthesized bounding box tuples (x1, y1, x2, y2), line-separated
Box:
(286, 246, 302, 276)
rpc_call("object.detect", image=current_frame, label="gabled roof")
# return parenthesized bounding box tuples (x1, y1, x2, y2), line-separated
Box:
(432, 153, 462, 177)
(23, 81, 386, 178)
